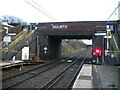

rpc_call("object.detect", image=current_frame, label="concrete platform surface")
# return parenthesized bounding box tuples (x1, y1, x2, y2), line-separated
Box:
(72, 64, 119, 89)
(97, 65, 118, 88)
(0, 60, 23, 69)
(92, 65, 118, 89)
(72, 64, 92, 89)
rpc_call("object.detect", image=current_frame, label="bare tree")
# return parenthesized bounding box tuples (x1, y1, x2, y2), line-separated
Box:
(1, 15, 27, 25)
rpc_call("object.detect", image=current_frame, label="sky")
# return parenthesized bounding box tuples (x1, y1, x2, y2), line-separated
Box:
(0, 0, 120, 23)
(0, 0, 120, 45)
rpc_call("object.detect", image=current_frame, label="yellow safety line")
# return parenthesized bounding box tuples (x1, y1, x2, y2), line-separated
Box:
(104, 51, 120, 55)
(1, 49, 35, 56)
(93, 65, 98, 73)
(29, 54, 36, 55)
(106, 53, 120, 55)
(104, 51, 120, 52)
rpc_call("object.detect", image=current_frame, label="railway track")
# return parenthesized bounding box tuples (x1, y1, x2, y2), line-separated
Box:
(2, 50, 90, 89)
(2, 60, 62, 89)
(40, 59, 85, 89)
(40, 51, 88, 89)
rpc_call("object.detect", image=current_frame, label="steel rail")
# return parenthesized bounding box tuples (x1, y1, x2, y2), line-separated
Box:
(2, 61, 54, 81)
(64, 50, 87, 60)
(2, 60, 62, 90)
(66, 58, 86, 89)
(2, 51, 83, 81)
(67, 52, 90, 89)
(40, 74, 65, 89)
(2, 50, 88, 89)
(64, 50, 89, 88)
(40, 59, 79, 89)
(40, 51, 86, 89)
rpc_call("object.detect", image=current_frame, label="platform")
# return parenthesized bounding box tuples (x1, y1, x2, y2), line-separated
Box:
(92, 64, 119, 89)
(72, 64, 92, 89)
(72, 64, 119, 89)
(0, 60, 23, 69)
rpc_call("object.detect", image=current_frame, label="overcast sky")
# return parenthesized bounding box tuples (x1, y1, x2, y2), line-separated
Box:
(0, 0, 120, 23)
(0, 0, 119, 45)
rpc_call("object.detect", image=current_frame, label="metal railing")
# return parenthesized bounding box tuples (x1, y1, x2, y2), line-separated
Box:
(104, 30, 120, 56)
(1, 30, 34, 52)
(0, 29, 28, 49)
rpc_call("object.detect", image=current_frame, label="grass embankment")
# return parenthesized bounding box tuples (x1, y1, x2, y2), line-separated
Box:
(61, 40, 87, 57)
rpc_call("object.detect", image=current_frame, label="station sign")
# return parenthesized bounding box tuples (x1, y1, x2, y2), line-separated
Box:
(3, 36, 11, 42)
(51, 24, 68, 29)
(95, 33, 106, 36)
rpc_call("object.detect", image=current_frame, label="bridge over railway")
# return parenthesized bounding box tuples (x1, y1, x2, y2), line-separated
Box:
(2, 21, 119, 65)
(36, 21, 120, 64)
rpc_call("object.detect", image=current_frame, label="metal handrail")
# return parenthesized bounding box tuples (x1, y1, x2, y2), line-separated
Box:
(8, 30, 34, 49)
(109, 31, 119, 51)
(12, 29, 28, 40)
(0, 29, 28, 49)
(1, 30, 34, 51)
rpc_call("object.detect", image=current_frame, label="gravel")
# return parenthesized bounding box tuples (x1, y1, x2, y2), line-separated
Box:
(2, 61, 51, 80)
(2, 49, 92, 89)
(12, 62, 70, 88)
(9, 60, 83, 89)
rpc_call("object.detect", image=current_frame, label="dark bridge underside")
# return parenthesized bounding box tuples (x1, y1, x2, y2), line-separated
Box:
(39, 30, 94, 39)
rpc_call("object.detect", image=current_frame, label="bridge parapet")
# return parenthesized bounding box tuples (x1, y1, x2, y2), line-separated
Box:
(36, 21, 107, 32)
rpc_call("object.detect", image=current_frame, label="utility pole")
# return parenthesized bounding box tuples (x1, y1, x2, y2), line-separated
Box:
(118, 1, 120, 20)
(37, 36, 40, 57)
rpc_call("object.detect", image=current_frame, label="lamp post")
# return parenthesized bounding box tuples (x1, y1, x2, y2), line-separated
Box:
(106, 25, 111, 64)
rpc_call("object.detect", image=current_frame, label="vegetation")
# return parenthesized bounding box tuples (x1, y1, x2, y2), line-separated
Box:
(61, 40, 87, 57)
(0, 15, 27, 25)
